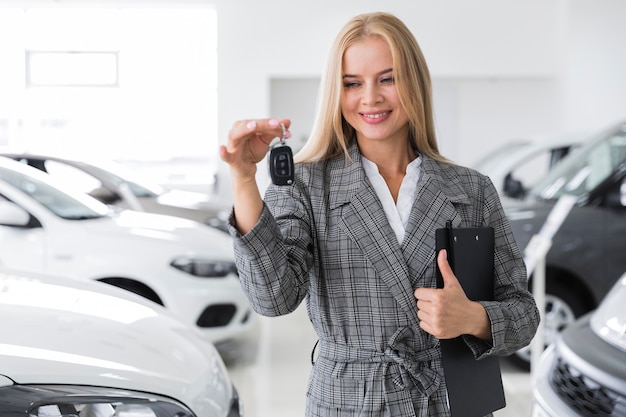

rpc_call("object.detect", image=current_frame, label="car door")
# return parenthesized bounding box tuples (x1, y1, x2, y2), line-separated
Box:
(0, 195, 46, 272)
(600, 173, 626, 290)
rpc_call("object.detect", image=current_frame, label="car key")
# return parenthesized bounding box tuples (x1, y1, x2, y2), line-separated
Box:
(269, 123, 294, 186)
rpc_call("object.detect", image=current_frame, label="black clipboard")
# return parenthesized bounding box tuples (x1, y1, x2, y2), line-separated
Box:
(435, 222, 506, 417)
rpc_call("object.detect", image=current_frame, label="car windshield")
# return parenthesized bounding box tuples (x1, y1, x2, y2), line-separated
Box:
(529, 123, 626, 200)
(0, 165, 109, 220)
(84, 161, 162, 198)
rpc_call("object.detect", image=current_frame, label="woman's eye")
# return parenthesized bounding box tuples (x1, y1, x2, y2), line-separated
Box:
(381, 76, 395, 84)
(344, 81, 361, 89)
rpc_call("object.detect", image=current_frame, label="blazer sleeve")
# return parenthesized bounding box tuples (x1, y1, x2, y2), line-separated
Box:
(228, 181, 315, 317)
(464, 174, 540, 358)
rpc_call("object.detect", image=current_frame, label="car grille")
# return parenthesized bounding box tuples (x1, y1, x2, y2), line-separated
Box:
(197, 304, 237, 327)
(550, 357, 626, 416)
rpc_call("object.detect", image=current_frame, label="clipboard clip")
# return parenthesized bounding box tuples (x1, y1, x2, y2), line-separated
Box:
(445, 220, 455, 271)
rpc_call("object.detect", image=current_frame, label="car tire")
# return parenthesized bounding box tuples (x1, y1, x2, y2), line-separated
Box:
(508, 279, 589, 371)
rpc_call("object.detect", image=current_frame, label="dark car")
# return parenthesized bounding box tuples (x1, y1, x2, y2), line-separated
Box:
(531, 272, 626, 417)
(504, 120, 626, 370)
(0, 153, 230, 232)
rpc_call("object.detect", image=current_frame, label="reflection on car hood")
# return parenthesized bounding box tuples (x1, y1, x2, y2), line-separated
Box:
(501, 197, 558, 255)
(83, 209, 235, 257)
(0, 268, 232, 413)
(591, 273, 626, 352)
(503, 197, 554, 224)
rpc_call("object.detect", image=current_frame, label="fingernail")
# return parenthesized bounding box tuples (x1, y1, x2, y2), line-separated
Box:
(246, 121, 257, 129)
(268, 119, 279, 127)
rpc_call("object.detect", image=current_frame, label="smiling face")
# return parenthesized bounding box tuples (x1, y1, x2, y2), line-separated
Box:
(340, 36, 410, 148)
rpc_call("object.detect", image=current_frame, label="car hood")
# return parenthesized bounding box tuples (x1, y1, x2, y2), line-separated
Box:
(83, 209, 235, 256)
(503, 198, 555, 248)
(0, 268, 233, 414)
(591, 272, 626, 352)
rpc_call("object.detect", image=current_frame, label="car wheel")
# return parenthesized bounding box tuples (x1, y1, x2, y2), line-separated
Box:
(508, 280, 588, 371)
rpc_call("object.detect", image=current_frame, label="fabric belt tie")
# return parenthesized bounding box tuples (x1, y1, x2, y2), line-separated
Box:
(317, 327, 441, 398)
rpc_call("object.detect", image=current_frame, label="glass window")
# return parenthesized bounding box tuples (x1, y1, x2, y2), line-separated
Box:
(26, 51, 119, 87)
(44, 160, 103, 194)
(0, 7, 218, 161)
(532, 127, 626, 200)
(0, 165, 108, 219)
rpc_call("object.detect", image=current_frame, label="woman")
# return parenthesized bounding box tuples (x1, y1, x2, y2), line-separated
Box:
(220, 12, 539, 417)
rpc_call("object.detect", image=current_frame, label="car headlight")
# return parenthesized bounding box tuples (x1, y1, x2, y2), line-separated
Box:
(0, 385, 194, 416)
(171, 257, 237, 277)
(590, 273, 626, 351)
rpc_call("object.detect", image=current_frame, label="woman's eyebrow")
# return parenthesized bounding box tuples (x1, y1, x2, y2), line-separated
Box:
(343, 68, 394, 78)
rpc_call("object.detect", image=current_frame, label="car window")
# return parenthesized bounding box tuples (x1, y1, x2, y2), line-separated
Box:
(472, 140, 579, 198)
(86, 162, 160, 197)
(509, 151, 554, 190)
(473, 141, 530, 173)
(0, 165, 108, 219)
(44, 160, 104, 194)
(532, 127, 626, 200)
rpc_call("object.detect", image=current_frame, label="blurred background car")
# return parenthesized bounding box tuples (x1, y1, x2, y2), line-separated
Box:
(1, 153, 230, 233)
(0, 267, 242, 417)
(472, 131, 585, 199)
(504, 119, 626, 370)
(531, 271, 626, 417)
(0, 156, 254, 349)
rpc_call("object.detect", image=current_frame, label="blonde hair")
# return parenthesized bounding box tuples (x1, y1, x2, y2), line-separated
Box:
(296, 12, 446, 163)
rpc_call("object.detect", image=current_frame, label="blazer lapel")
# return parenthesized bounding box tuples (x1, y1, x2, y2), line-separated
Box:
(327, 147, 474, 328)
(329, 145, 421, 328)
(402, 157, 472, 286)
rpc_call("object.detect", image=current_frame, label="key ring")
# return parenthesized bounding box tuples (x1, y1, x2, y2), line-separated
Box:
(279, 123, 288, 145)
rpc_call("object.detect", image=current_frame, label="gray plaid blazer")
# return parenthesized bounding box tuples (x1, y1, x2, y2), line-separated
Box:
(231, 143, 539, 417)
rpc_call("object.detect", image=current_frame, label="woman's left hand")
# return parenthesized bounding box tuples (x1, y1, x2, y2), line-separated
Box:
(414, 249, 492, 341)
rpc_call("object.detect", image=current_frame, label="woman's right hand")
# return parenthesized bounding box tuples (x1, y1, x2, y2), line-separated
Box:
(220, 118, 291, 182)
(219, 118, 291, 234)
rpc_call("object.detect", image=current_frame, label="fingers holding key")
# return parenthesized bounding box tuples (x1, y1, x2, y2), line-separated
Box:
(229, 118, 291, 154)
(220, 118, 291, 179)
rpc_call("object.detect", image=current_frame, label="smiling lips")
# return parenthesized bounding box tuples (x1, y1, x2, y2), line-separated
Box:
(360, 111, 391, 123)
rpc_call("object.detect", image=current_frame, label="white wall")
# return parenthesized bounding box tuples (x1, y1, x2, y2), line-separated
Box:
(212, 0, 626, 201)
(562, 0, 626, 131)
(1, 0, 625, 202)
(213, 0, 562, 145)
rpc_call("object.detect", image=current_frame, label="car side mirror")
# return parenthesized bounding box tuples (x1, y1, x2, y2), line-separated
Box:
(89, 186, 121, 204)
(605, 177, 626, 207)
(503, 173, 525, 199)
(0, 201, 31, 226)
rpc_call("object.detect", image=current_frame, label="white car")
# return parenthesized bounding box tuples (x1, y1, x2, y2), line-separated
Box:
(472, 132, 585, 199)
(1, 153, 230, 233)
(0, 267, 242, 417)
(0, 156, 253, 347)
(532, 272, 626, 416)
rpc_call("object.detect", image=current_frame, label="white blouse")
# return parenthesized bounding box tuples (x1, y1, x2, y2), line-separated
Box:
(361, 155, 422, 245)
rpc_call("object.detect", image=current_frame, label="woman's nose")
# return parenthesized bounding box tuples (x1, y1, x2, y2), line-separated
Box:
(361, 84, 383, 105)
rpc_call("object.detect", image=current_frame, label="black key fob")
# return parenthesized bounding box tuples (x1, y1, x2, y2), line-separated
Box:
(269, 144, 294, 186)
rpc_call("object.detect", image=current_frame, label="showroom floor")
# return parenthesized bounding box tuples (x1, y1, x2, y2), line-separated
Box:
(224, 305, 533, 417)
